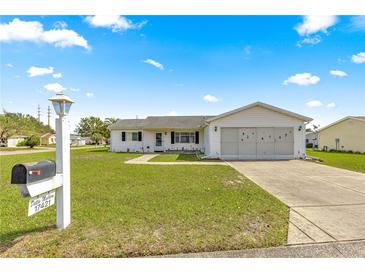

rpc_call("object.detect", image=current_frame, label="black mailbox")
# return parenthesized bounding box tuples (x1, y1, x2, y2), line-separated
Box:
(11, 160, 56, 185)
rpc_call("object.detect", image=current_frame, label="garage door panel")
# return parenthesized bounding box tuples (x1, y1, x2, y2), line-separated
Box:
(221, 128, 238, 158)
(274, 127, 294, 143)
(275, 142, 294, 155)
(221, 128, 238, 142)
(238, 128, 257, 159)
(257, 127, 275, 143)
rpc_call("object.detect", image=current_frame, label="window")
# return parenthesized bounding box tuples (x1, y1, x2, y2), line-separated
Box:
(175, 132, 195, 143)
(126, 132, 140, 141)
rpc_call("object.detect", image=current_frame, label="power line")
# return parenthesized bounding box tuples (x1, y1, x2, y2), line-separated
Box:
(37, 104, 41, 122)
(47, 106, 51, 126)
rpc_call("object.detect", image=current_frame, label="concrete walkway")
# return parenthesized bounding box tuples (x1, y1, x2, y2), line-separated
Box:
(125, 154, 228, 165)
(0, 148, 55, 156)
(161, 240, 365, 258)
(228, 160, 365, 245)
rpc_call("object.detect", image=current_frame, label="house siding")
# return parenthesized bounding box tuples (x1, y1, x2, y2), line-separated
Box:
(206, 106, 306, 159)
(318, 118, 365, 153)
(110, 129, 204, 152)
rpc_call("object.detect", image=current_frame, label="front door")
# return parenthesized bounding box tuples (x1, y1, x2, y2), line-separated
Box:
(155, 133, 163, 151)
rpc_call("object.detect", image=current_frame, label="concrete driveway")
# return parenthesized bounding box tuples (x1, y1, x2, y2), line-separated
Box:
(229, 160, 365, 245)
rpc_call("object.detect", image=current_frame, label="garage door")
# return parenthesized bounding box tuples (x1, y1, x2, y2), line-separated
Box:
(221, 127, 294, 160)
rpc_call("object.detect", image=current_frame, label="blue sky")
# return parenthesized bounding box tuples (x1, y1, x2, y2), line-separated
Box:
(1, 15, 364, 131)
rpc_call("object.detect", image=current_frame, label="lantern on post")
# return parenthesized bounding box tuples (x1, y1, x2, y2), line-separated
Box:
(49, 92, 74, 229)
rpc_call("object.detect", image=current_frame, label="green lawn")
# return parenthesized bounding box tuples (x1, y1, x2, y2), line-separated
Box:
(306, 149, 365, 173)
(149, 153, 200, 162)
(0, 148, 288, 257)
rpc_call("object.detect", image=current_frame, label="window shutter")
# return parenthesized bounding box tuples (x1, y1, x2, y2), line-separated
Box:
(171, 131, 175, 144)
(195, 131, 199, 144)
(122, 132, 126, 142)
(138, 131, 142, 141)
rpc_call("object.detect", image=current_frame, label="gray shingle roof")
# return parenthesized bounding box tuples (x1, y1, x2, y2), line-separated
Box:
(109, 116, 214, 130)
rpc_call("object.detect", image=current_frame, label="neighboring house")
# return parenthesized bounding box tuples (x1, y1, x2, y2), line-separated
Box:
(318, 116, 365, 153)
(109, 102, 312, 160)
(7, 135, 27, 147)
(83, 136, 94, 145)
(39, 133, 56, 146)
(306, 131, 318, 148)
(70, 134, 86, 146)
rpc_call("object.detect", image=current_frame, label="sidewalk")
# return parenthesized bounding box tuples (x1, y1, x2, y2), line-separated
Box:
(160, 240, 365, 258)
(125, 154, 228, 165)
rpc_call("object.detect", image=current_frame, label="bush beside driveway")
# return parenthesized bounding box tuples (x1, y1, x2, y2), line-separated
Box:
(0, 148, 288, 257)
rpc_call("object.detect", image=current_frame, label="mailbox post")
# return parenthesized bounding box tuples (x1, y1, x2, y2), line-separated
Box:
(49, 92, 74, 229)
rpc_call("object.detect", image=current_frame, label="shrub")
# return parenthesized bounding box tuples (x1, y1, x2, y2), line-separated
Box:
(16, 140, 26, 147)
(306, 143, 313, 148)
(24, 135, 40, 148)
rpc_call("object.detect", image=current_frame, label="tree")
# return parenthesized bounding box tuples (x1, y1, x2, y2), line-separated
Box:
(103, 117, 118, 139)
(76, 116, 118, 143)
(0, 110, 54, 143)
(76, 116, 106, 143)
(25, 135, 40, 148)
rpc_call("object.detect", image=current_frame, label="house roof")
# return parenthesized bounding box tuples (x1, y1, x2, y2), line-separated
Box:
(40, 132, 55, 138)
(318, 116, 365, 132)
(109, 116, 214, 130)
(8, 135, 28, 138)
(109, 101, 312, 130)
(206, 101, 312, 123)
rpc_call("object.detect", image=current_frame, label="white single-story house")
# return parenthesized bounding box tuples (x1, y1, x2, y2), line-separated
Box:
(70, 134, 86, 146)
(318, 116, 365, 153)
(306, 131, 318, 148)
(7, 135, 28, 147)
(109, 102, 312, 160)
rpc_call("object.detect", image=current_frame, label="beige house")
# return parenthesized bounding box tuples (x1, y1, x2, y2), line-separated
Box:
(40, 133, 56, 146)
(318, 116, 365, 153)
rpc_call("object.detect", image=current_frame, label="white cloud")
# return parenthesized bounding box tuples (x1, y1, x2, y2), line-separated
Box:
(27, 66, 54, 77)
(296, 35, 321, 47)
(350, 16, 365, 30)
(330, 70, 348, 77)
(295, 16, 338, 36)
(283, 73, 320, 86)
(167, 111, 178, 116)
(0, 18, 89, 49)
(306, 100, 323, 107)
(69, 87, 80, 92)
(53, 21, 68, 29)
(52, 73, 63, 79)
(243, 45, 251, 59)
(5, 63, 14, 68)
(44, 83, 66, 93)
(142, 58, 164, 70)
(351, 52, 365, 64)
(85, 15, 147, 32)
(203, 94, 219, 103)
(327, 102, 336, 108)
(86, 92, 94, 97)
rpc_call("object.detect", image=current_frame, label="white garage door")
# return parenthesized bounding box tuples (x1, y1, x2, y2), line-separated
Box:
(221, 127, 294, 160)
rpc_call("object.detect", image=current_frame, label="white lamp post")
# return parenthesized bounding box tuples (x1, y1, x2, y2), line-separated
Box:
(49, 92, 74, 229)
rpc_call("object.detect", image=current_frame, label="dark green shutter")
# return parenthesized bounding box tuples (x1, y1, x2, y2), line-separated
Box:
(122, 132, 126, 141)
(171, 131, 175, 144)
(138, 131, 142, 141)
(195, 131, 199, 144)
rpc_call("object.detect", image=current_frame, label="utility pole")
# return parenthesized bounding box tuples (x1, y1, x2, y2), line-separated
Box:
(37, 104, 41, 122)
(47, 106, 51, 126)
